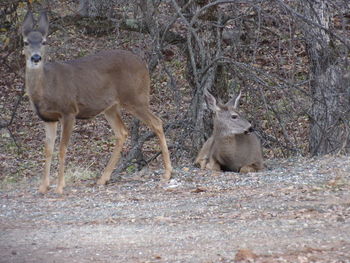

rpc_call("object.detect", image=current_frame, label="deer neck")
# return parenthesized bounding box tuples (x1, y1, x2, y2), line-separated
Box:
(25, 64, 46, 99)
(213, 120, 235, 138)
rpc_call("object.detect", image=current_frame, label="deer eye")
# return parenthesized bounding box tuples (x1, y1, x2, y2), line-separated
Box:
(24, 41, 29, 46)
(42, 40, 47, 45)
(231, 115, 238, 119)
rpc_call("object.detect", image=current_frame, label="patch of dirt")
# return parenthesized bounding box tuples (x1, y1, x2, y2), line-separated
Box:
(1, 156, 350, 262)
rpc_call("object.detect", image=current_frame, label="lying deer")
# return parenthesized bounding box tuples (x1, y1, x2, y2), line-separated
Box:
(22, 11, 172, 194)
(195, 92, 264, 173)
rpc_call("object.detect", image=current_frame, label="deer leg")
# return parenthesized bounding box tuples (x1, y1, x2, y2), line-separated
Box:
(206, 158, 221, 171)
(39, 121, 58, 194)
(240, 162, 264, 173)
(97, 106, 128, 185)
(206, 158, 222, 176)
(197, 158, 209, 170)
(56, 114, 75, 194)
(239, 165, 257, 173)
(195, 136, 213, 169)
(132, 109, 172, 182)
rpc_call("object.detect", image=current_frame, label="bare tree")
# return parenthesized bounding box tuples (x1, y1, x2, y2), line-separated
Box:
(78, 0, 115, 18)
(170, 0, 227, 152)
(293, 0, 350, 155)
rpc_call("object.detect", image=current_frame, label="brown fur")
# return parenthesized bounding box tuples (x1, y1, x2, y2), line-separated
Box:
(22, 11, 172, 194)
(195, 92, 264, 173)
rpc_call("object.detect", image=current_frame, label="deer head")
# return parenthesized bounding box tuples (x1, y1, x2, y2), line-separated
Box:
(22, 11, 49, 69)
(205, 91, 254, 137)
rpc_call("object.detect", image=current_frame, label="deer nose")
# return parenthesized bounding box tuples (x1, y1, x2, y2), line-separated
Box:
(245, 127, 254, 134)
(31, 54, 42, 63)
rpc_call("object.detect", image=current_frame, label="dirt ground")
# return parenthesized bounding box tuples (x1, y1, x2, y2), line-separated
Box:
(0, 156, 350, 263)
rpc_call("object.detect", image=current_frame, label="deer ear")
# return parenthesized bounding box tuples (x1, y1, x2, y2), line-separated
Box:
(38, 12, 49, 38)
(226, 91, 242, 109)
(22, 11, 34, 37)
(204, 91, 220, 112)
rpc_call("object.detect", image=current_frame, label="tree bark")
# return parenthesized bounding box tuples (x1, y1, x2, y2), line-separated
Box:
(78, 0, 114, 18)
(304, 0, 350, 155)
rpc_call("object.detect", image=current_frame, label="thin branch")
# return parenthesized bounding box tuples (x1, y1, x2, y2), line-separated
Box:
(171, 0, 204, 88)
(275, 0, 350, 49)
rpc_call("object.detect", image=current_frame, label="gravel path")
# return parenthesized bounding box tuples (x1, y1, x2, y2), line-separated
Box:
(1, 156, 350, 262)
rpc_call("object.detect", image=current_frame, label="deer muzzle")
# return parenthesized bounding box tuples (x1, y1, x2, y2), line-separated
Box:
(244, 127, 254, 134)
(31, 54, 42, 63)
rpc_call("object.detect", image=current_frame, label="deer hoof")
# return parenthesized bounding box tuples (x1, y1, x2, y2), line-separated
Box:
(97, 178, 107, 185)
(38, 184, 49, 194)
(239, 166, 256, 173)
(55, 187, 64, 194)
(161, 170, 172, 182)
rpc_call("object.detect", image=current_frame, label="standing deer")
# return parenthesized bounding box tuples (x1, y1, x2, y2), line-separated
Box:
(195, 92, 264, 173)
(22, 11, 172, 194)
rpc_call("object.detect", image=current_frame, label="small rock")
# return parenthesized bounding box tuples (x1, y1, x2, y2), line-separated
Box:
(336, 216, 345, 222)
(191, 187, 207, 193)
(234, 249, 257, 262)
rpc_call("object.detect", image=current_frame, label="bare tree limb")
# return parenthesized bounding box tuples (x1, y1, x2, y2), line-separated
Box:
(275, 0, 350, 49)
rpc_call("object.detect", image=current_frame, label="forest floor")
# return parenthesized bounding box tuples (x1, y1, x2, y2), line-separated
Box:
(1, 156, 350, 263)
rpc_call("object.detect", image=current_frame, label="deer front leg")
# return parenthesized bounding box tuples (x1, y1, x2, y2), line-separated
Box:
(195, 137, 214, 169)
(56, 115, 75, 194)
(39, 121, 58, 194)
(205, 157, 222, 176)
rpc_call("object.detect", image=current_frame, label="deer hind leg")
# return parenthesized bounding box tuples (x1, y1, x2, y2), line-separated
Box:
(195, 136, 214, 169)
(132, 108, 172, 182)
(39, 121, 58, 194)
(239, 165, 258, 173)
(97, 105, 128, 185)
(56, 114, 75, 194)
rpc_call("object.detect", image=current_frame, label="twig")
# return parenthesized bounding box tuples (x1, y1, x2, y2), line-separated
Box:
(0, 85, 25, 154)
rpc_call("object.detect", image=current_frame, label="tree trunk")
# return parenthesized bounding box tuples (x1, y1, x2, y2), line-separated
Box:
(190, 66, 218, 151)
(78, 0, 114, 18)
(173, 0, 225, 152)
(304, 1, 350, 155)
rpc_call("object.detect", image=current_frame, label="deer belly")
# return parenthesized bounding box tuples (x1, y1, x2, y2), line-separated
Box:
(76, 108, 102, 119)
(76, 103, 108, 119)
(76, 93, 116, 119)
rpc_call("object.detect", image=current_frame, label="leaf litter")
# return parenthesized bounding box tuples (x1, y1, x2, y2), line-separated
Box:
(0, 156, 350, 262)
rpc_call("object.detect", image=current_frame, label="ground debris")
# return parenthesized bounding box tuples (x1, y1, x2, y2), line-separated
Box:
(1, 156, 350, 262)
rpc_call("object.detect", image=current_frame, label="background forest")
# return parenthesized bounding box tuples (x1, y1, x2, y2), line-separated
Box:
(1, 0, 350, 182)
